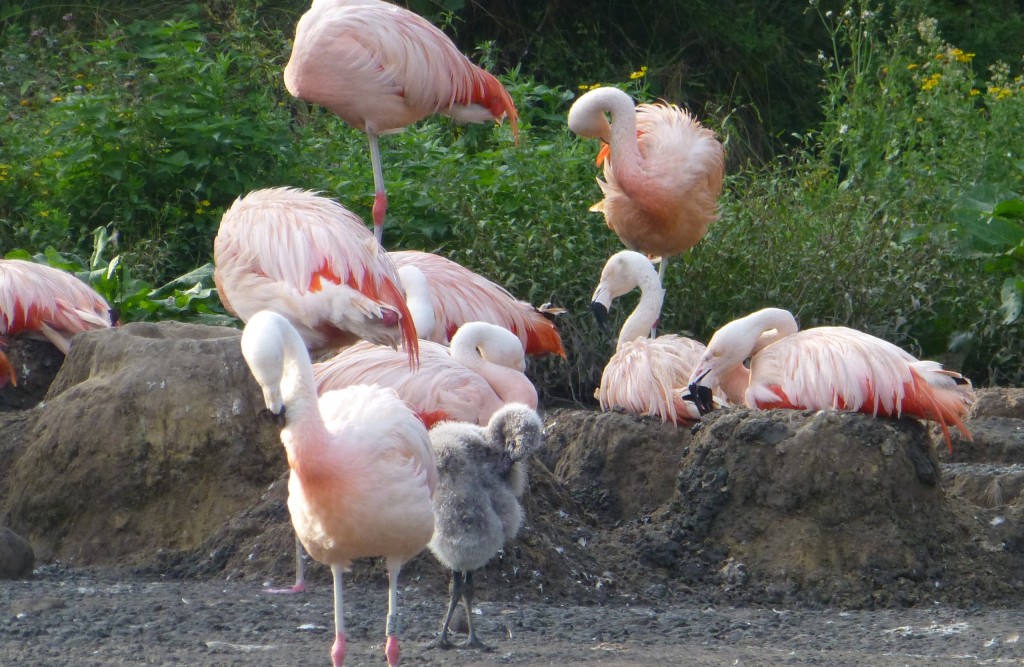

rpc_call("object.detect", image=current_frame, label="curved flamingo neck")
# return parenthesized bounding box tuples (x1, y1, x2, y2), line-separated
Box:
(396, 264, 435, 341)
(719, 365, 752, 406)
(277, 324, 326, 439)
(747, 309, 799, 352)
(450, 327, 538, 409)
(617, 266, 665, 348)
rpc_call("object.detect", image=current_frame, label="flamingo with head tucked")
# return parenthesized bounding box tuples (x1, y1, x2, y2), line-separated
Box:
(284, 0, 519, 244)
(568, 86, 724, 284)
(590, 250, 723, 424)
(213, 187, 418, 365)
(241, 310, 436, 667)
(0, 259, 116, 386)
(391, 250, 565, 359)
(687, 307, 976, 451)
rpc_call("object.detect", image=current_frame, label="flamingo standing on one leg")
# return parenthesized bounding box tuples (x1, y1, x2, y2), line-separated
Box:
(0, 259, 116, 386)
(686, 307, 976, 451)
(213, 187, 418, 364)
(284, 0, 519, 245)
(567, 86, 724, 287)
(241, 310, 437, 667)
(391, 250, 565, 358)
(589, 250, 724, 424)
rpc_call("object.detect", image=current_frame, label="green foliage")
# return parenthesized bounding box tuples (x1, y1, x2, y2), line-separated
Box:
(3, 0, 1024, 399)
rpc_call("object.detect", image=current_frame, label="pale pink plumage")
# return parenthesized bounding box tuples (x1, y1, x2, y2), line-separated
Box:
(390, 250, 565, 358)
(568, 87, 724, 280)
(591, 250, 722, 424)
(241, 310, 436, 667)
(213, 187, 418, 364)
(0, 259, 115, 386)
(688, 307, 976, 451)
(314, 320, 538, 429)
(284, 0, 519, 242)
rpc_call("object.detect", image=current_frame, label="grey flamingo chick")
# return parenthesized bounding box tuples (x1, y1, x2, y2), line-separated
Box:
(425, 403, 544, 649)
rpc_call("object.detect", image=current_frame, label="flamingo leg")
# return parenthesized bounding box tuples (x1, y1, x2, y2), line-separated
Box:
(330, 565, 347, 667)
(367, 130, 388, 246)
(384, 559, 402, 666)
(460, 569, 488, 650)
(651, 257, 669, 339)
(426, 570, 463, 649)
(264, 535, 306, 594)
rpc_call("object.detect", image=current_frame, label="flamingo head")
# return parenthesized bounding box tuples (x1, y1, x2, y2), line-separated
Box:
(240, 311, 289, 415)
(590, 250, 659, 325)
(686, 317, 763, 412)
(567, 89, 614, 143)
(467, 322, 528, 373)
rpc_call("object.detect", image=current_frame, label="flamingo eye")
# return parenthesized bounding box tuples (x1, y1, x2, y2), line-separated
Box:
(713, 350, 722, 357)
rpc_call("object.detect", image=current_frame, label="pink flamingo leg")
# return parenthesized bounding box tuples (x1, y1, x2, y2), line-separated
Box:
(331, 565, 347, 666)
(264, 535, 306, 594)
(384, 559, 402, 666)
(367, 130, 388, 246)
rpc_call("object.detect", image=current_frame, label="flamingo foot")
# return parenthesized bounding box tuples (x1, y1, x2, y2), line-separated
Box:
(262, 581, 305, 594)
(384, 634, 400, 666)
(331, 631, 346, 667)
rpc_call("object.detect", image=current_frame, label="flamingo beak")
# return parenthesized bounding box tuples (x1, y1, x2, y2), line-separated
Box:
(596, 142, 611, 167)
(685, 369, 716, 416)
(589, 301, 610, 331)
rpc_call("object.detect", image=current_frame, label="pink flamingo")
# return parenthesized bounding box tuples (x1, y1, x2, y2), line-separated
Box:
(0, 259, 115, 386)
(687, 307, 976, 451)
(390, 250, 565, 358)
(315, 321, 538, 428)
(213, 187, 418, 364)
(284, 0, 520, 244)
(241, 310, 437, 667)
(590, 250, 723, 424)
(568, 86, 724, 284)
(249, 321, 537, 595)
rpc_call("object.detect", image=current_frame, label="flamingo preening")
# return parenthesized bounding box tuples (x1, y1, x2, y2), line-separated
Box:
(568, 86, 724, 284)
(390, 250, 565, 359)
(241, 310, 436, 667)
(284, 0, 519, 245)
(687, 307, 976, 451)
(590, 250, 723, 424)
(213, 187, 418, 364)
(0, 259, 116, 387)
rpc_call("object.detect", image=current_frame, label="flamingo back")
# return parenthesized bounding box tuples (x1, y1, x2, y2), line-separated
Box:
(746, 327, 975, 449)
(213, 187, 419, 361)
(0, 259, 113, 349)
(390, 251, 565, 358)
(285, 0, 518, 139)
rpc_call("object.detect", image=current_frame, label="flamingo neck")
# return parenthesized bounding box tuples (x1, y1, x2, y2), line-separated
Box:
(602, 92, 644, 191)
(450, 329, 538, 409)
(278, 328, 327, 442)
(617, 272, 665, 347)
(747, 308, 799, 352)
(719, 364, 752, 406)
(396, 265, 435, 341)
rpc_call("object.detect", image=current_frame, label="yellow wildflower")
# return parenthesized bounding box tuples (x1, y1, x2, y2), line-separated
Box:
(916, 117, 924, 123)
(906, 63, 919, 70)
(629, 66, 648, 80)
(50, 96, 62, 103)
(19, 99, 30, 107)
(969, 88, 980, 96)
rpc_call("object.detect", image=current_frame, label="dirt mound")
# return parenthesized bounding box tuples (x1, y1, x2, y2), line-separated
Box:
(2, 327, 1022, 610)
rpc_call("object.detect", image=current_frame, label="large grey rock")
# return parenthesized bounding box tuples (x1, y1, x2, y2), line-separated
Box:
(0, 321, 284, 565)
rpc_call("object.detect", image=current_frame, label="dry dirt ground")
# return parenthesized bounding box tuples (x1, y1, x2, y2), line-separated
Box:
(1, 331, 1023, 666)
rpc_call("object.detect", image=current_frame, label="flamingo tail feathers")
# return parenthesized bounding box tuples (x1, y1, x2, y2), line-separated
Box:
(524, 320, 566, 359)
(463, 70, 519, 143)
(904, 367, 975, 453)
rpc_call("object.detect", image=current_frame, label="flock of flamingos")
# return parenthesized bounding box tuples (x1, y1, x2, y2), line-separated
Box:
(0, 1, 979, 665)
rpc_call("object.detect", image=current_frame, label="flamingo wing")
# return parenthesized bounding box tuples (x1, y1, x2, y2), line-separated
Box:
(285, 0, 517, 137)
(390, 250, 565, 358)
(213, 188, 418, 359)
(0, 259, 113, 350)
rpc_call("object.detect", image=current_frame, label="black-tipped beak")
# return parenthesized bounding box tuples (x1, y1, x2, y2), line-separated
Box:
(684, 369, 716, 416)
(590, 301, 610, 330)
